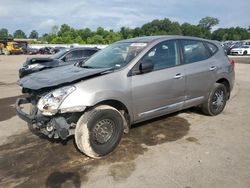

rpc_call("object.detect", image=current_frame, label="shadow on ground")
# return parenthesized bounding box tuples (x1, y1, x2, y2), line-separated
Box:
(0, 114, 190, 187)
(0, 94, 24, 122)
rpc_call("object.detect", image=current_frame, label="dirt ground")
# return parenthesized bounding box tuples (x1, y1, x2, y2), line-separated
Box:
(0, 55, 249, 188)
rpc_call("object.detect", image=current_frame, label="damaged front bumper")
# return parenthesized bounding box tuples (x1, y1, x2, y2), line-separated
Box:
(16, 97, 74, 140)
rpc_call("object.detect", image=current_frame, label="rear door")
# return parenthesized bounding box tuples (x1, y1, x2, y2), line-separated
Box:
(130, 40, 186, 122)
(179, 39, 216, 107)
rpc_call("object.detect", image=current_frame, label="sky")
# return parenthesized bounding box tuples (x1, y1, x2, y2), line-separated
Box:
(0, 0, 249, 36)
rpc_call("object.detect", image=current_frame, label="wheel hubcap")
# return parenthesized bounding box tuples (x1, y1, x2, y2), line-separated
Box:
(212, 89, 225, 111)
(93, 119, 114, 144)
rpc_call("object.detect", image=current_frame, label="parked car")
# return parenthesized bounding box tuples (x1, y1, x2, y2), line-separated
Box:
(226, 41, 245, 55)
(26, 47, 39, 55)
(16, 36, 235, 158)
(52, 46, 66, 54)
(19, 47, 100, 78)
(38, 47, 53, 54)
(230, 45, 250, 55)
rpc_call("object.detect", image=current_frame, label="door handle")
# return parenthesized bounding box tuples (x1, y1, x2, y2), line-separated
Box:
(209, 66, 217, 71)
(173, 73, 183, 79)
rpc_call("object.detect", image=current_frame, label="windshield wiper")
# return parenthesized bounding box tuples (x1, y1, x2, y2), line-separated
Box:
(81, 65, 96, 69)
(100, 68, 115, 74)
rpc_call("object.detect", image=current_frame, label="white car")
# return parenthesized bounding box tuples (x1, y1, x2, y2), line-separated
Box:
(231, 45, 250, 55)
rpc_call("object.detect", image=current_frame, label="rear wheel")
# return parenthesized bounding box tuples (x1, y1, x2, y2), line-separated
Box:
(202, 83, 228, 116)
(75, 105, 124, 158)
(243, 51, 247, 55)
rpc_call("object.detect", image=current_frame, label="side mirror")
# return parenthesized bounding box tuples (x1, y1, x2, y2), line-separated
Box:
(139, 59, 154, 74)
(62, 56, 67, 62)
(74, 60, 84, 67)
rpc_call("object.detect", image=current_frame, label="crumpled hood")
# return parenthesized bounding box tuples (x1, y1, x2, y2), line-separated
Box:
(18, 64, 110, 90)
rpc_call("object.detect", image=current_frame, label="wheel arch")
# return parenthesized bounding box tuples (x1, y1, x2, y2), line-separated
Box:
(90, 99, 131, 133)
(216, 78, 230, 99)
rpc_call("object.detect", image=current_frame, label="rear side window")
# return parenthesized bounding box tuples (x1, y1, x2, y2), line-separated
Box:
(81, 50, 98, 57)
(181, 40, 210, 64)
(205, 42, 218, 55)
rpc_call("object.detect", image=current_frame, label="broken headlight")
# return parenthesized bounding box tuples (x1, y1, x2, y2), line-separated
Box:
(37, 86, 76, 116)
(26, 63, 44, 69)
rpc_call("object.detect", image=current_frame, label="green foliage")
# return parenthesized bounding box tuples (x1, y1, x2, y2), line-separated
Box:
(212, 27, 250, 41)
(29, 30, 39, 39)
(198, 16, 219, 31)
(13, 29, 27, 38)
(2, 16, 249, 44)
(181, 23, 202, 37)
(40, 19, 249, 43)
(0, 28, 8, 38)
(87, 35, 105, 44)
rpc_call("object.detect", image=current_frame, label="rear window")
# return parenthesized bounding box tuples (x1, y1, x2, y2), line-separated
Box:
(181, 40, 210, 64)
(205, 42, 218, 55)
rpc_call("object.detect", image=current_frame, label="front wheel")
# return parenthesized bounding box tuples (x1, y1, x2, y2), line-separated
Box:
(202, 83, 228, 116)
(75, 105, 124, 158)
(243, 51, 247, 56)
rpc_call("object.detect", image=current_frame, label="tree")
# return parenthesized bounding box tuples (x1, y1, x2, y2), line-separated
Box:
(211, 27, 250, 41)
(58, 24, 71, 36)
(120, 27, 132, 39)
(211, 28, 227, 41)
(132, 27, 141, 37)
(181, 23, 203, 37)
(87, 35, 105, 44)
(104, 32, 122, 43)
(0, 28, 8, 38)
(78, 28, 92, 42)
(96, 27, 105, 36)
(140, 18, 182, 36)
(51, 25, 59, 35)
(29, 30, 38, 39)
(13, 29, 27, 38)
(24, 17, 249, 44)
(198, 16, 219, 31)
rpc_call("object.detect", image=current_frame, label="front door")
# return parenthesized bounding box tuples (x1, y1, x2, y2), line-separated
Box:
(130, 40, 186, 122)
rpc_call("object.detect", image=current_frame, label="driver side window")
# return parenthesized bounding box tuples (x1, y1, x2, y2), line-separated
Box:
(64, 52, 74, 62)
(141, 40, 179, 71)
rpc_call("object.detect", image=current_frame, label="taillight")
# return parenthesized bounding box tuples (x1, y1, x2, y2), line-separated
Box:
(229, 59, 235, 70)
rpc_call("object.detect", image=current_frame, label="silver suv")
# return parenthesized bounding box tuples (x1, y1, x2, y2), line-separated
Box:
(16, 36, 235, 158)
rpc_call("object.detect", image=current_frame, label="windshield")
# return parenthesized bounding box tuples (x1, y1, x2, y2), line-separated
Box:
(83, 42, 147, 69)
(50, 48, 69, 59)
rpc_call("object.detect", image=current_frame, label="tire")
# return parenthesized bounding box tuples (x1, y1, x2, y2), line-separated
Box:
(202, 83, 228, 116)
(243, 51, 247, 56)
(75, 105, 124, 158)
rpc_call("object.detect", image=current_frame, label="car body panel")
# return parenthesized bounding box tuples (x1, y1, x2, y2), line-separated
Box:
(16, 35, 235, 138)
(18, 64, 111, 90)
(131, 65, 185, 122)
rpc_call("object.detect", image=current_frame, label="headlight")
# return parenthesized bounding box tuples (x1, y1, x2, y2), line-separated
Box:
(37, 86, 76, 115)
(27, 63, 43, 69)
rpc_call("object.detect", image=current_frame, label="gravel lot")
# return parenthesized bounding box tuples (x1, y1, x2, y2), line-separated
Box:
(0, 55, 249, 188)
